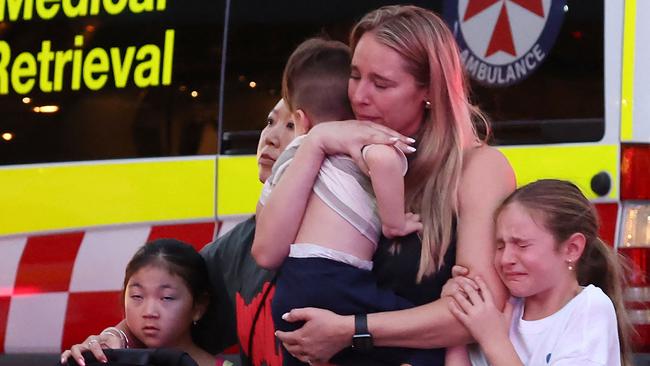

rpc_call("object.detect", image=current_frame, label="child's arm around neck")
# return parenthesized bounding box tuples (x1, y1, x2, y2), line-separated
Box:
(363, 144, 421, 238)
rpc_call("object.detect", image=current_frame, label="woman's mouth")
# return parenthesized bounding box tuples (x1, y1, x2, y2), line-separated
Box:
(356, 114, 379, 122)
(258, 153, 275, 166)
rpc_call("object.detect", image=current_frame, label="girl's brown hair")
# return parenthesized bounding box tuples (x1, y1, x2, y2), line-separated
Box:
(498, 179, 634, 365)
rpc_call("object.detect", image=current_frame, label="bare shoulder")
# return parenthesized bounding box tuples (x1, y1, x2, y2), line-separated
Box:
(363, 143, 401, 160)
(460, 145, 516, 206)
(363, 144, 404, 169)
(463, 145, 513, 176)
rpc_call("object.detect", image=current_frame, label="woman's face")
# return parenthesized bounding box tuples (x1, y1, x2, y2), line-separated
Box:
(125, 265, 200, 348)
(494, 203, 571, 301)
(348, 33, 428, 136)
(256, 99, 296, 183)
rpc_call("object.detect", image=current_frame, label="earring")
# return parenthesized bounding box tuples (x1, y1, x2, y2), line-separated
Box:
(424, 100, 432, 109)
(567, 259, 574, 271)
(193, 320, 198, 326)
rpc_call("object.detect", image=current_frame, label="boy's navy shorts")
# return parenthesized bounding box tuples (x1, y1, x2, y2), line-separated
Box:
(272, 256, 444, 366)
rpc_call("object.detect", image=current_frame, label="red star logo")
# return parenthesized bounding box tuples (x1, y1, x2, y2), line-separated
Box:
(463, 0, 545, 57)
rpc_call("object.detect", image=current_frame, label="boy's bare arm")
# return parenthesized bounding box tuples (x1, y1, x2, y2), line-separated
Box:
(363, 144, 421, 238)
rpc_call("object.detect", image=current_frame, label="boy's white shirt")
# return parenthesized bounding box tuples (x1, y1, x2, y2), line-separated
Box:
(261, 135, 406, 196)
(469, 284, 621, 366)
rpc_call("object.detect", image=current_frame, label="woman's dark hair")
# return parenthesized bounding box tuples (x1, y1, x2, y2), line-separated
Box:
(123, 238, 215, 351)
(497, 179, 634, 365)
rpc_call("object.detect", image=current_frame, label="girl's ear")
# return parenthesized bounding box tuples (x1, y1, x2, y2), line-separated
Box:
(563, 232, 587, 263)
(192, 292, 209, 322)
(293, 109, 312, 135)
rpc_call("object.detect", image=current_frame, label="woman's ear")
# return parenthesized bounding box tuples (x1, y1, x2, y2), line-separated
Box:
(563, 232, 587, 263)
(293, 109, 312, 135)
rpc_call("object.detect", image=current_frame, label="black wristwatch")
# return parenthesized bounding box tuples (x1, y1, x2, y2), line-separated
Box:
(352, 314, 373, 351)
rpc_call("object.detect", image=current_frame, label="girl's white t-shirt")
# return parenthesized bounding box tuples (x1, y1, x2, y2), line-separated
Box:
(470, 284, 621, 366)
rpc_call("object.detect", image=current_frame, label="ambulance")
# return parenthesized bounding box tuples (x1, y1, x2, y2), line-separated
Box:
(0, 0, 648, 361)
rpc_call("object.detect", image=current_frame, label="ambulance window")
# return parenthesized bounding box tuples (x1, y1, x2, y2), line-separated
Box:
(0, 1, 225, 165)
(465, 1, 605, 145)
(219, 0, 443, 155)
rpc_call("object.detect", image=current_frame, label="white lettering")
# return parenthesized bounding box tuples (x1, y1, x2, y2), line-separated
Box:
(514, 57, 527, 79)
(525, 52, 536, 69)
(477, 62, 487, 81)
(532, 43, 545, 62)
(465, 54, 480, 76)
(505, 64, 516, 83)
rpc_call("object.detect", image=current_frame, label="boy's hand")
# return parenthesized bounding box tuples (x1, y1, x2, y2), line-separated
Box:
(382, 212, 422, 238)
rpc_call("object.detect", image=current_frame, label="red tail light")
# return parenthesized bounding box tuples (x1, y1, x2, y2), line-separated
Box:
(621, 144, 650, 200)
(619, 144, 650, 352)
(620, 247, 650, 353)
(595, 203, 618, 246)
(619, 247, 650, 287)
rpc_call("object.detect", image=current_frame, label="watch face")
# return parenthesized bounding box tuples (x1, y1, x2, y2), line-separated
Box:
(352, 334, 373, 351)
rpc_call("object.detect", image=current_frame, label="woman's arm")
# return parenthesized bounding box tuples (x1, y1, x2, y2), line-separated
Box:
(368, 146, 514, 348)
(277, 146, 515, 359)
(251, 121, 414, 269)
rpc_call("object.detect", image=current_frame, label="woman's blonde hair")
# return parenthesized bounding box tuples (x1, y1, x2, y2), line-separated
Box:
(350, 5, 488, 280)
(497, 179, 634, 366)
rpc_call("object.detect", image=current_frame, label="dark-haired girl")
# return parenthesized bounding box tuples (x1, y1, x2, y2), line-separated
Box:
(62, 239, 232, 366)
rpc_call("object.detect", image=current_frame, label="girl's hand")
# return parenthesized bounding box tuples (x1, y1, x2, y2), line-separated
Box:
(275, 307, 353, 364)
(307, 121, 415, 174)
(451, 265, 470, 278)
(60, 333, 120, 365)
(448, 276, 514, 348)
(441, 265, 477, 298)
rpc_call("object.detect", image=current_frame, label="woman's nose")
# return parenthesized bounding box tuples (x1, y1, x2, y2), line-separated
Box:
(350, 80, 369, 106)
(263, 127, 280, 147)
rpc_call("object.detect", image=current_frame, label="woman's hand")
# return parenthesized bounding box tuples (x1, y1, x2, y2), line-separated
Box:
(275, 308, 354, 364)
(60, 333, 120, 365)
(448, 276, 513, 349)
(307, 120, 416, 174)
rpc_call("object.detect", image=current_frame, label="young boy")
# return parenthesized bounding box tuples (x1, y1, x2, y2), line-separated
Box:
(253, 38, 429, 366)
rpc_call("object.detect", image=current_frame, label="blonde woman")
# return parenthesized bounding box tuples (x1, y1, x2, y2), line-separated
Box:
(253, 5, 515, 365)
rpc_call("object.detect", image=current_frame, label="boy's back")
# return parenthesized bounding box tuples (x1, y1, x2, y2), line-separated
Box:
(261, 38, 417, 262)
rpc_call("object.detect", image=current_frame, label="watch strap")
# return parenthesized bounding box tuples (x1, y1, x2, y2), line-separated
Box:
(355, 313, 369, 335)
(352, 314, 373, 351)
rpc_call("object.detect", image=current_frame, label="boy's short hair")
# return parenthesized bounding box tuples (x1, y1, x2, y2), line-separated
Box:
(282, 37, 354, 123)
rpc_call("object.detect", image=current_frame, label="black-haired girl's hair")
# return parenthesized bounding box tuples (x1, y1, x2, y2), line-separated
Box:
(123, 238, 215, 351)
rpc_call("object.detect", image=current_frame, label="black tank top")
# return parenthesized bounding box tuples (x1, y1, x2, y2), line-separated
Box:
(372, 223, 457, 306)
